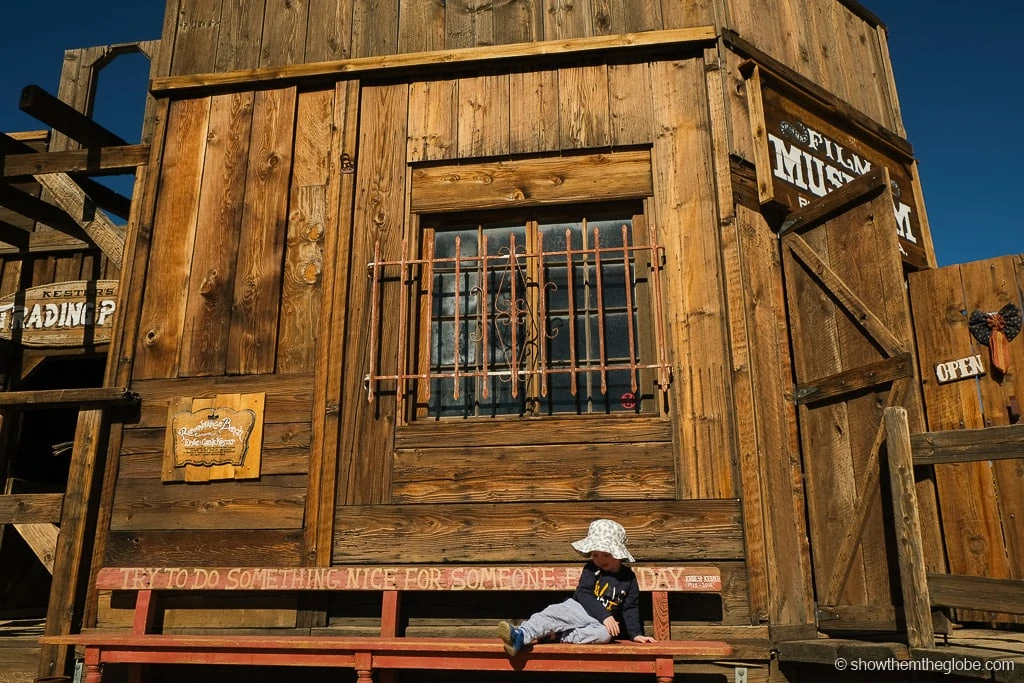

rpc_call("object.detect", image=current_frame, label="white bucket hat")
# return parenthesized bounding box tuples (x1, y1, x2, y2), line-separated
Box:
(571, 519, 635, 563)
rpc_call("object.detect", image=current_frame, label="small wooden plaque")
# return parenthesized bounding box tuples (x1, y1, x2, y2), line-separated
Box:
(162, 393, 265, 482)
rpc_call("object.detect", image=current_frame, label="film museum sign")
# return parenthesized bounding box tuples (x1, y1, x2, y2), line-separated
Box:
(748, 70, 928, 269)
(0, 280, 117, 347)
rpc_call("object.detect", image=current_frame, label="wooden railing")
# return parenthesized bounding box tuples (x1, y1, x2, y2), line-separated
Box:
(883, 407, 1024, 648)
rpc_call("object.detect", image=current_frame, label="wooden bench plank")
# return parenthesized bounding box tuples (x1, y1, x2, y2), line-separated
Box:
(97, 565, 723, 593)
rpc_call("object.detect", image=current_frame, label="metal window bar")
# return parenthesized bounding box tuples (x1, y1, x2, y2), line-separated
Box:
(364, 225, 672, 409)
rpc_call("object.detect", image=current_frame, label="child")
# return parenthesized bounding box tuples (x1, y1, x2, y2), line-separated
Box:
(498, 518, 657, 656)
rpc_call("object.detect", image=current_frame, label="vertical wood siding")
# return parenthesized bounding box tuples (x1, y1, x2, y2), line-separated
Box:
(158, 0, 901, 134)
(908, 255, 1024, 623)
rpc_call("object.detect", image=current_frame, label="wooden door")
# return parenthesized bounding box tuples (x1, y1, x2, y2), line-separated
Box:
(781, 173, 925, 630)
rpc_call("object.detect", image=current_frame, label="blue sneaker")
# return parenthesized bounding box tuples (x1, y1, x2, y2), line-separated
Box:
(498, 620, 525, 656)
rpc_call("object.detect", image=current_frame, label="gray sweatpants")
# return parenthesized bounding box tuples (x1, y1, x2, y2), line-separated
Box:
(518, 598, 612, 644)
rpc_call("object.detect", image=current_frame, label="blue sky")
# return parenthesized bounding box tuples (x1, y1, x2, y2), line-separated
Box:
(0, 1, 1020, 267)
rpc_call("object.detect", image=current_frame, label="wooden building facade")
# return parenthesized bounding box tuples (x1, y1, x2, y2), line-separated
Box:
(1, 1, 1022, 681)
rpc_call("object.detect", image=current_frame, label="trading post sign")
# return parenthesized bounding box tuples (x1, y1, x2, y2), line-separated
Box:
(747, 68, 929, 269)
(0, 280, 118, 347)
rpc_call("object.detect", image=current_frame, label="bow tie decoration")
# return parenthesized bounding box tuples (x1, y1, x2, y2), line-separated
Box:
(968, 303, 1021, 375)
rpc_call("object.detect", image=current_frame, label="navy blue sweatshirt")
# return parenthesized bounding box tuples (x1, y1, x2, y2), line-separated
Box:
(573, 560, 644, 640)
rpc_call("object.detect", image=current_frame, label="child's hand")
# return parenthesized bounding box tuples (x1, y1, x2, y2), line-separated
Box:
(602, 616, 620, 637)
(633, 635, 656, 643)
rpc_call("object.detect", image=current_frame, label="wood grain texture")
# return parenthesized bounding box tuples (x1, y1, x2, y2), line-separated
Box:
(493, 0, 543, 44)
(333, 500, 745, 563)
(336, 83, 409, 507)
(133, 96, 212, 380)
(105, 529, 305, 567)
(457, 71, 510, 158)
(110, 474, 307, 531)
(395, 416, 672, 448)
(171, 0, 225, 76)
(558, 64, 610, 149)
(305, 0, 355, 62)
(509, 68, 559, 154)
(651, 58, 736, 499)
(260, 0, 309, 68)
(608, 61, 653, 147)
(227, 86, 297, 375)
(278, 88, 336, 374)
(178, 91, 254, 377)
(411, 150, 652, 212)
(392, 442, 675, 503)
(214, 0, 265, 71)
(407, 79, 458, 162)
(352, 0, 399, 57)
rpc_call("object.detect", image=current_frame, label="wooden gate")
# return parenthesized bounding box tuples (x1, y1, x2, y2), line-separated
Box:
(780, 171, 926, 630)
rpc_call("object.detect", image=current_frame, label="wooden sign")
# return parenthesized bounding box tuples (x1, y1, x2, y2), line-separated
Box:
(746, 68, 928, 269)
(0, 280, 117, 347)
(98, 565, 723, 593)
(935, 354, 986, 384)
(162, 393, 265, 482)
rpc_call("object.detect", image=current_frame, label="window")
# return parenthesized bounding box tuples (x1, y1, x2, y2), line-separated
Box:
(364, 203, 671, 420)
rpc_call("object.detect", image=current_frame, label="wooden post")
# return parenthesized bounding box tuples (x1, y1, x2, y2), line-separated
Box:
(883, 407, 933, 649)
(39, 409, 107, 678)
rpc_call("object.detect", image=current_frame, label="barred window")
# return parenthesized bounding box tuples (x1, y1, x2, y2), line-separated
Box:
(365, 204, 671, 419)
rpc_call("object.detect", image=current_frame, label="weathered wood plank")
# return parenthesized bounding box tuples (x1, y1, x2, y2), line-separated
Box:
(151, 26, 719, 94)
(0, 494, 63, 524)
(395, 416, 671, 448)
(260, 0, 309, 67)
(651, 57, 736, 499)
(544, 0, 592, 40)
(1, 145, 149, 178)
(278, 88, 335, 373)
(608, 60, 652, 146)
(170, 0, 225, 76)
(336, 83, 408, 506)
(105, 529, 305, 566)
(0, 387, 135, 409)
(493, 0, 543, 44)
(13, 523, 59, 573)
(333, 500, 745, 563)
(411, 150, 652, 212)
(796, 352, 913, 405)
(117, 449, 310, 479)
(110, 475, 307, 531)
(457, 71, 510, 158)
(558, 64, 610, 149)
(928, 575, 1024, 616)
(883, 406, 933, 649)
(214, 0, 266, 71)
(226, 86, 297, 375)
(407, 79, 458, 163)
(352, 0, 398, 57)
(392, 442, 675, 503)
(178, 91, 255, 377)
(509, 68, 559, 155)
(305, 0, 354, 62)
(133, 97, 212, 380)
(732, 206, 813, 627)
(910, 426, 1024, 465)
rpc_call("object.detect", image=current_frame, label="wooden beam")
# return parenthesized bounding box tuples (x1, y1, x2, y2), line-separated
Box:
(0, 219, 30, 248)
(0, 182, 93, 241)
(13, 523, 59, 573)
(911, 425, 1024, 465)
(0, 493, 64, 524)
(1, 131, 132, 219)
(0, 387, 137, 409)
(34, 173, 125, 267)
(1, 144, 149, 178)
(779, 169, 887, 237)
(784, 232, 907, 357)
(795, 352, 913, 404)
(0, 229, 90, 255)
(19, 84, 128, 148)
(883, 407, 934, 649)
(150, 26, 718, 95)
(927, 574, 1024, 616)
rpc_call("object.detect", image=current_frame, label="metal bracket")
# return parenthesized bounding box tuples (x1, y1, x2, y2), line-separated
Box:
(816, 605, 840, 622)
(735, 667, 748, 683)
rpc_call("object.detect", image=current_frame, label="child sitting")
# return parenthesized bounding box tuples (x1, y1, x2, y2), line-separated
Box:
(498, 518, 656, 656)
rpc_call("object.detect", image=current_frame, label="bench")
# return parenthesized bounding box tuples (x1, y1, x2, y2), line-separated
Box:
(42, 564, 733, 682)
